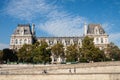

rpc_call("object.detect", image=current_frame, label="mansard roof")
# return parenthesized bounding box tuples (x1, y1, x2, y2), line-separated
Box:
(37, 37, 84, 42)
(87, 24, 105, 34)
(13, 24, 32, 35)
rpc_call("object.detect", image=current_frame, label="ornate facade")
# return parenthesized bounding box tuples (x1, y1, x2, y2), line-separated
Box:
(10, 23, 109, 63)
(10, 24, 35, 50)
(85, 23, 109, 50)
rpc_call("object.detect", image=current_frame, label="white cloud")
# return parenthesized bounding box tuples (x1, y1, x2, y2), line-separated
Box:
(4, 0, 88, 37)
(38, 10, 87, 37)
(4, 0, 56, 21)
(0, 43, 9, 50)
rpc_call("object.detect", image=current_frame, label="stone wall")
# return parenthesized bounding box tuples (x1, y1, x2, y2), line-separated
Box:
(0, 74, 120, 80)
(0, 61, 120, 80)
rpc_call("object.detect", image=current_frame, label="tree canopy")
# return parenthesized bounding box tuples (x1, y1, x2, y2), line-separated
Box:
(66, 44, 79, 62)
(80, 36, 105, 62)
(107, 42, 120, 61)
(51, 43, 64, 58)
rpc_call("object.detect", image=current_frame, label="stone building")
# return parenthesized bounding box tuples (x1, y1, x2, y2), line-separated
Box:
(37, 37, 83, 63)
(10, 24, 35, 50)
(84, 23, 109, 50)
(10, 23, 109, 63)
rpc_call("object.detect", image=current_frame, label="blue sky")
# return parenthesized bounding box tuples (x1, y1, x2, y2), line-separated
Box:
(0, 0, 120, 50)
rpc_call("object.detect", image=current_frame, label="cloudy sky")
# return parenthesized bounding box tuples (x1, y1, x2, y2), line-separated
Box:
(0, 0, 120, 50)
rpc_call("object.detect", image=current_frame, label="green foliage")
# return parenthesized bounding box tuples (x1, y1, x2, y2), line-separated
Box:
(2, 48, 18, 63)
(66, 44, 79, 62)
(51, 43, 64, 57)
(107, 42, 120, 61)
(17, 44, 33, 63)
(0, 50, 3, 62)
(17, 41, 51, 64)
(80, 36, 105, 62)
(10, 37, 120, 64)
(32, 41, 51, 64)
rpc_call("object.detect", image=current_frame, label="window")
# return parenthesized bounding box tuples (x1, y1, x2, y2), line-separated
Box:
(24, 39, 27, 44)
(100, 29, 103, 34)
(19, 39, 22, 44)
(96, 38, 99, 44)
(94, 27, 99, 35)
(15, 39, 18, 44)
(28, 39, 31, 44)
(65, 41, 70, 45)
(21, 30, 24, 35)
(49, 41, 53, 45)
(17, 30, 19, 34)
(101, 38, 103, 43)
(24, 30, 28, 34)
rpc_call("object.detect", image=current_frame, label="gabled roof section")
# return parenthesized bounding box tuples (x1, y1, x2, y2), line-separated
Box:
(13, 24, 32, 35)
(87, 24, 105, 34)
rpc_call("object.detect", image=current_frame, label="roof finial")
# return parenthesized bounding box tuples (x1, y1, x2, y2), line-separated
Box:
(84, 22, 87, 36)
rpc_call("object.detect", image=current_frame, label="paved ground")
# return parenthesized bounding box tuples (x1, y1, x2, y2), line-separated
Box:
(0, 61, 120, 75)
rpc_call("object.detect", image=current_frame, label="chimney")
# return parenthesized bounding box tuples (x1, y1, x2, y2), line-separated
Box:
(32, 23, 35, 35)
(84, 23, 87, 36)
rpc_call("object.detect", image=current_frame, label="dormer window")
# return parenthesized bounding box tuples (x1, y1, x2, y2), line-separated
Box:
(24, 30, 28, 34)
(100, 29, 102, 34)
(17, 30, 19, 34)
(94, 26, 99, 35)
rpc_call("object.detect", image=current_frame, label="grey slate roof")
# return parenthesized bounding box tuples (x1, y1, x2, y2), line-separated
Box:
(87, 24, 105, 34)
(37, 37, 84, 42)
(13, 24, 32, 35)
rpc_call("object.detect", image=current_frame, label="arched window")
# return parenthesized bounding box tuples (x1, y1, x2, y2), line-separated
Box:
(15, 39, 18, 44)
(19, 39, 22, 44)
(28, 39, 31, 44)
(24, 39, 27, 44)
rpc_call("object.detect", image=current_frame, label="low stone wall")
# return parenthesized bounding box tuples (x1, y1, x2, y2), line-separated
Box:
(0, 74, 120, 80)
(0, 61, 120, 80)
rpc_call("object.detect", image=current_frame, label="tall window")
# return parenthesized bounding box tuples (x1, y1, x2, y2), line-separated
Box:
(101, 38, 103, 43)
(65, 41, 70, 45)
(96, 38, 99, 44)
(28, 39, 31, 44)
(15, 39, 18, 44)
(19, 39, 22, 44)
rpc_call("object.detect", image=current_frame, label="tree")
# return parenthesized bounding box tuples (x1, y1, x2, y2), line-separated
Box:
(0, 50, 3, 63)
(80, 36, 105, 62)
(107, 42, 120, 61)
(32, 41, 51, 64)
(66, 44, 79, 62)
(2, 48, 18, 63)
(17, 44, 33, 63)
(51, 43, 64, 63)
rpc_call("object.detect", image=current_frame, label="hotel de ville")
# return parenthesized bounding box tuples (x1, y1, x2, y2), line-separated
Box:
(10, 23, 109, 63)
